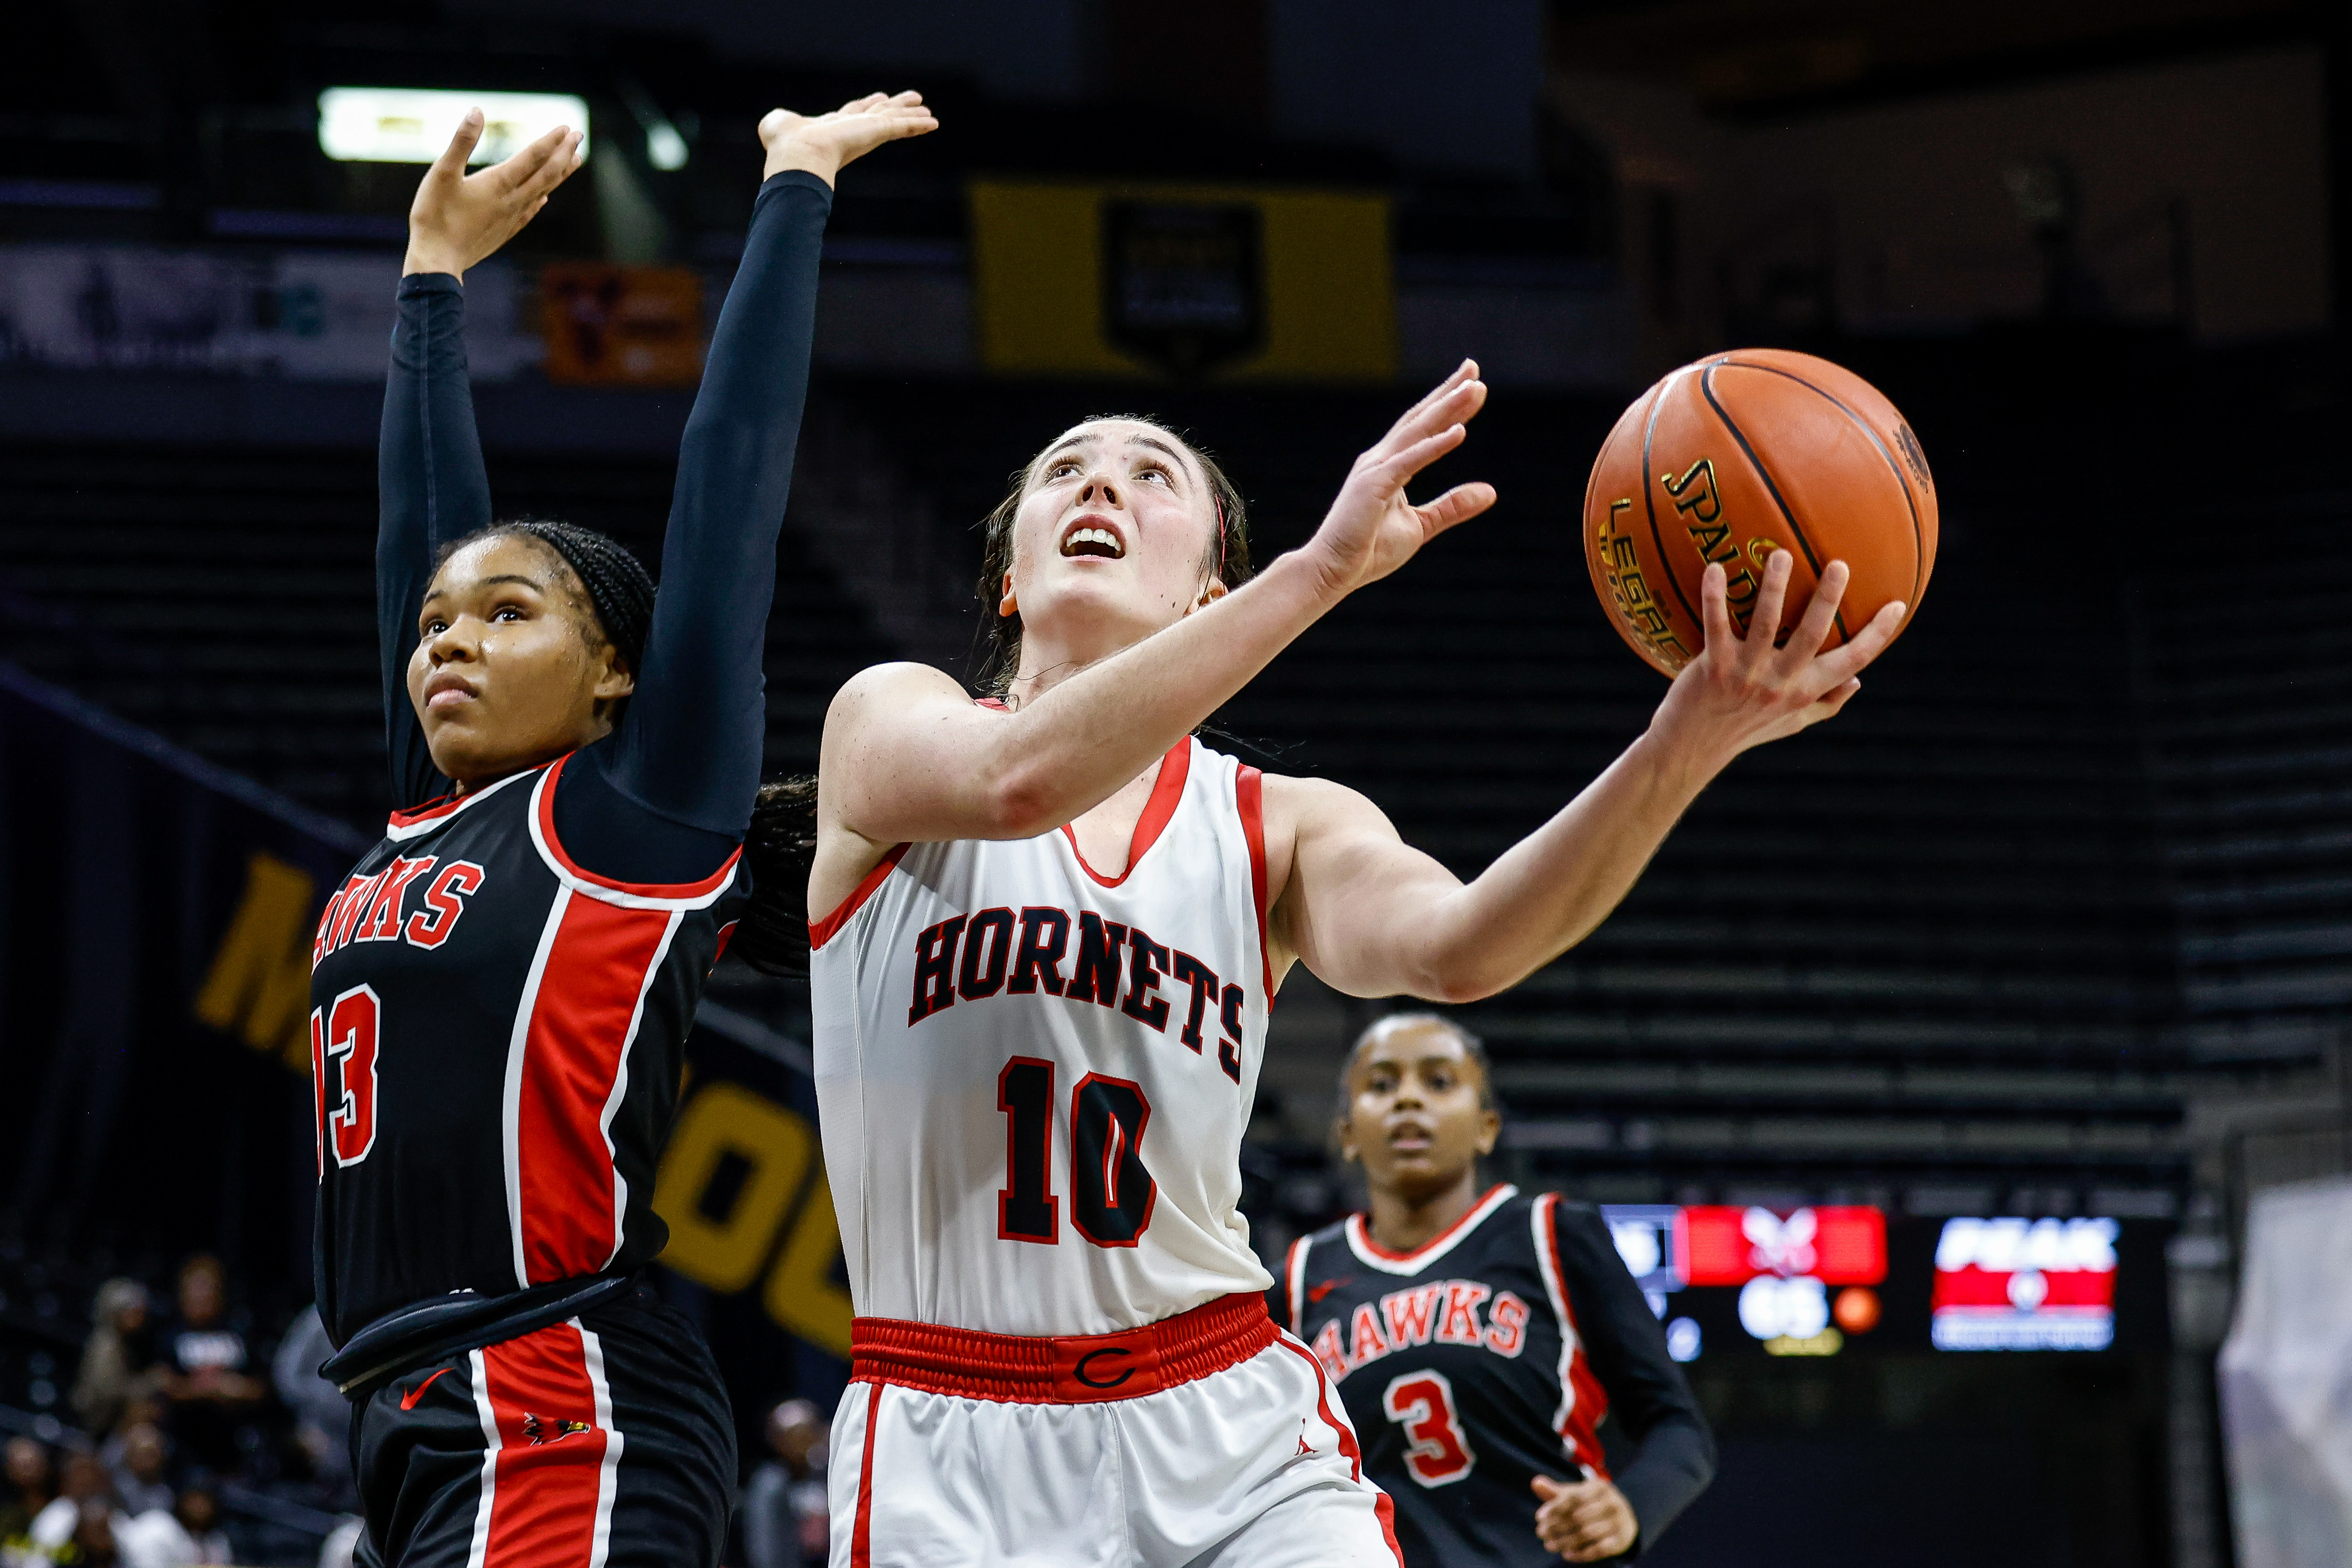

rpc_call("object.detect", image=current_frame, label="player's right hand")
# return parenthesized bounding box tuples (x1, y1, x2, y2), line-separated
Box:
(404, 113, 583, 281)
(1532, 1473, 1640, 1561)
(1298, 361, 1495, 601)
(1645, 548, 1903, 778)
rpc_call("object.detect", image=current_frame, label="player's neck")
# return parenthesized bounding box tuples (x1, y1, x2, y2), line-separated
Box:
(1367, 1168, 1488, 1256)
(1005, 606, 1186, 706)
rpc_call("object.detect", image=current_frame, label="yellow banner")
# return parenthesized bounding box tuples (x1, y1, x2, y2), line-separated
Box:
(971, 180, 1396, 383)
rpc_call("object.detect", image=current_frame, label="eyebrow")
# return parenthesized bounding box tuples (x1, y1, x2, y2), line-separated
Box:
(1039, 435, 1198, 483)
(420, 572, 546, 606)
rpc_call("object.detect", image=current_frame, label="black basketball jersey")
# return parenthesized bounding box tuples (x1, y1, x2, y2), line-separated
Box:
(1280, 1185, 1709, 1568)
(308, 755, 746, 1345)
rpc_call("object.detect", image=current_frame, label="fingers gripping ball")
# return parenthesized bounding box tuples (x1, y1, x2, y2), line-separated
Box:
(1583, 349, 1936, 676)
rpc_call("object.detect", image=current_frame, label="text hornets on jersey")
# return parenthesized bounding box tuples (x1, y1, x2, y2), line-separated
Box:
(906, 906, 1250, 1083)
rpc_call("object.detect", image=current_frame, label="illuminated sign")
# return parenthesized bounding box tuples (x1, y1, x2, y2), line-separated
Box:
(1931, 1218, 2117, 1351)
(1604, 1205, 2150, 1359)
(1606, 1204, 1887, 1360)
(1675, 1205, 1887, 1286)
(318, 88, 590, 165)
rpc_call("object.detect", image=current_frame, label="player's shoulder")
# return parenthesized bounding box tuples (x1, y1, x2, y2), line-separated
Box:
(1294, 1213, 1355, 1262)
(1518, 1189, 1615, 1247)
(1259, 770, 1378, 813)
(823, 660, 982, 724)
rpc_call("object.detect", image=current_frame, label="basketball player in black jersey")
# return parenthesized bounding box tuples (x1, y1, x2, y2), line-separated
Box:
(1276, 1015, 1714, 1565)
(305, 94, 933, 1567)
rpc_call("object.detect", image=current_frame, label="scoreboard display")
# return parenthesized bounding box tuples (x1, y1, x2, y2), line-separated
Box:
(1598, 1205, 2170, 1362)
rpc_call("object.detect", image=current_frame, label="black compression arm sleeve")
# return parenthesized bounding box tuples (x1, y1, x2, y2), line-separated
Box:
(550, 170, 833, 883)
(378, 273, 491, 808)
(1553, 1204, 1717, 1559)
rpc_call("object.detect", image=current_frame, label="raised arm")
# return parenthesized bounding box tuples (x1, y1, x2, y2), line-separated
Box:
(583, 96, 933, 847)
(379, 113, 582, 805)
(1272, 549, 1905, 1002)
(815, 366, 1496, 883)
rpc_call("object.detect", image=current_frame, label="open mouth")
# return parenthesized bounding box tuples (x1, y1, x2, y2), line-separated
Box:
(1060, 520, 1125, 559)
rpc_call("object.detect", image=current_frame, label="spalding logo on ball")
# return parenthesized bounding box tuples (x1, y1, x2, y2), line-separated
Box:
(1583, 348, 1936, 675)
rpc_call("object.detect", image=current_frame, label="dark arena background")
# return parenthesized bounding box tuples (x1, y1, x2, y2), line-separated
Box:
(5, 2, 2352, 1565)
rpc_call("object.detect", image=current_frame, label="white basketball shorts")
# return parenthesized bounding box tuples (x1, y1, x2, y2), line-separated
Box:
(826, 1292, 1402, 1567)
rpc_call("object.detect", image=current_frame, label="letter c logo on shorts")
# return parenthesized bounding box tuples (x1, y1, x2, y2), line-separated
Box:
(1073, 1348, 1134, 1389)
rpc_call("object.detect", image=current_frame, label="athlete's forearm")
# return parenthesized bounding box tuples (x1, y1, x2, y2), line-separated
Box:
(378, 273, 490, 803)
(614, 171, 831, 831)
(1407, 729, 1719, 1000)
(945, 555, 1345, 846)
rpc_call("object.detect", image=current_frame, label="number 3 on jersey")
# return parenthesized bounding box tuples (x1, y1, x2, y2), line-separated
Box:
(997, 1057, 1157, 1247)
(1383, 1370, 1477, 1486)
(309, 985, 381, 1171)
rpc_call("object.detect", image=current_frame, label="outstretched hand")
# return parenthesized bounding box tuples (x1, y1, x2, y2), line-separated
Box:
(761, 91, 938, 187)
(1648, 548, 1904, 777)
(1300, 360, 1496, 599)
(404, 114, 583, 280)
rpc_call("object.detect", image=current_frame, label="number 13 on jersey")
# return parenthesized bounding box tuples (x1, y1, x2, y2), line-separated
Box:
(998, 1057, 1159, 1247)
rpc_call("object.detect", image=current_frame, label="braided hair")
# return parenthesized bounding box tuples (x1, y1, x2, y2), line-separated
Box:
(439, 519, 657, 678)
(436, 520, 822, 975)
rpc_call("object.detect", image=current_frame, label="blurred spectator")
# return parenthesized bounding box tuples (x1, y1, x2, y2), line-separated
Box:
(272, 1307, 352, 1499)
(0, 1437, 53, 1554)
(29, 1454, 113, 1556)
(110, 1425, 174, 1517)
(156, 1257, 265, 1473)
(73, 1279, 161, 1434)
(71, 1499, 121, 1568)
(115, 1483, 231, 1568)
(173, 1486, 231, 1566)
(98, 1396, 166, 1472)
(741, 1399, 829, 1568)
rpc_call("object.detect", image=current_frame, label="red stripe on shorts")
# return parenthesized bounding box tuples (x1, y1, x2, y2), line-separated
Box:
(476, 1321, 613, 1568)
(850, 1384, 882, 1568)
(1274, 1335, 1404, 1567)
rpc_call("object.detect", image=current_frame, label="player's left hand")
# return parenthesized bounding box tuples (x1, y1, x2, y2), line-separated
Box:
(1532, 1473, 1640, 1562)
(761, 91, 938, 187)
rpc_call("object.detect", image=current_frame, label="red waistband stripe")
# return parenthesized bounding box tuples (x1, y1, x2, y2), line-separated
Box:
(850, 1292, 1276, 1405)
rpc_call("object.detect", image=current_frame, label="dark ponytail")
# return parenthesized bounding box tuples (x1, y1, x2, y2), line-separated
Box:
(733, 776, 820, 977)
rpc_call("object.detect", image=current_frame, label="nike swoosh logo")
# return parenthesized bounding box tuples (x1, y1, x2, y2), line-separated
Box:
(400, 1367, 454, 1410)
(1308, 1279, 1349, 1303)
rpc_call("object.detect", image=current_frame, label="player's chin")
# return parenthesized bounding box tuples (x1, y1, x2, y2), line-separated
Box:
(423, 726, 511, 786)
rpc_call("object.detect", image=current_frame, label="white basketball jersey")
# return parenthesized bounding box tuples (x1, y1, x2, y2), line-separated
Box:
(810, 736, 1276, 1337)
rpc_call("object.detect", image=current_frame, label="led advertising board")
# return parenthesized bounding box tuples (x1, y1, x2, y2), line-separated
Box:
(1601, 1206, 2162, 1362)
(1930, 1217, 2118, 1351)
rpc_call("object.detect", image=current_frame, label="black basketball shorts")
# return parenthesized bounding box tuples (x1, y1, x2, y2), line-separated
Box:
(350, 1284, 735, 1568)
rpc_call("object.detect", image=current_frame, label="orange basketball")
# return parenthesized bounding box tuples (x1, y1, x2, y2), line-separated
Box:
(1582, 348, 1936, 677)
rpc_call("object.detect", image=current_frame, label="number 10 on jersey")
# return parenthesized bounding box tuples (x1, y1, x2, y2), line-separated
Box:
(998, 1058, 1158, 1247)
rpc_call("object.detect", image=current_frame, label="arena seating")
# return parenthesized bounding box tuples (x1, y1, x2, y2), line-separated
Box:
(3, 338, 2338, 1212)
(0, 441, 893, 826)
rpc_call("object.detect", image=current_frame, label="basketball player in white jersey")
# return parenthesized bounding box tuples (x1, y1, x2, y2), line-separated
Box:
(806, 362, 1901, 1565)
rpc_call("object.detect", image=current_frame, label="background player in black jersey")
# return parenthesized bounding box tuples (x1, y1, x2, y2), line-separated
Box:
(1277, 1015, 1714, 1565)
(308, 93, 932, 1568)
